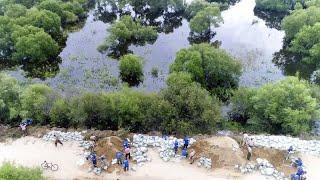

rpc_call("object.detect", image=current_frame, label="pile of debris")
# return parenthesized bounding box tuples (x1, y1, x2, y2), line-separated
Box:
(250, 135, 320, 156)
(42, 130, 93, 150)
(131, 134, 196, 165)
(197, 157, 212, 169)
(235, 158, 288, 180)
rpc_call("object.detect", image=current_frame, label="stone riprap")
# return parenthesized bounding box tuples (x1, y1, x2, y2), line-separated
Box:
(197, 157, 212, 169)
(131, 134, 197, 166)
(235, 158, 288, 180)
(42, 130, 94, 150)
(250, 135, 320, 156)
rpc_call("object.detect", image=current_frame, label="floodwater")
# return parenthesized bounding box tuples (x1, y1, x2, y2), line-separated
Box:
(1, 0, 286, 93)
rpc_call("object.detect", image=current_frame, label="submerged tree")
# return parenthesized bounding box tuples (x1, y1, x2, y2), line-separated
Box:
(98, 15, 158, 58)
(119, 54, 144, 86)
(170, 43, 242, 101)
(189, 5, 223, 35)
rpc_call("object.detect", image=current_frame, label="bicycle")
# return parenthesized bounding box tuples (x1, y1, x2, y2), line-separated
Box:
(41, 161, 59, 171)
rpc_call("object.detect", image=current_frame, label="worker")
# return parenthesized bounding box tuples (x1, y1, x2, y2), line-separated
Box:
(247, 146, 252, 161)
(181, 147, 188, 158)
(124, 146, 131, 160)
(123, 159, 129, 171)
(19, 123, 27, 136)
(174, 140, 179, 154)
(241, 133, 249, 147)
(183, 136, 189, 149)
(291, 166, 306, 180)
(87, 152, 97, 167)
(116, 151, 123, 165)
(123, 139, 129, 149)
(286, 145, 294, 160)
(292, 157, 303, 168)
(189, 149, 196, 164)
(54, 134, 63, 147)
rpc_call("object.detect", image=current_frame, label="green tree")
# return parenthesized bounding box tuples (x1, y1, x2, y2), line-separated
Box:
(289, 23, 320, 67)
(50, 98, 71, 127)
(189, 5, 223, 34)
(99, 15, 158, 52)
(0, 16, 15, 60)
(282, 6, 320, 41)
(20, 84, 55, 124)
(0, 73, 21, 124)
(250, 77, 318, 135)
(255, 0, 291, 12)
(37, 0, 66, 24)
(12, 26, 59, 62)
(0, 163, 44, 180)
(18, 9, 62, 39)
(4, 4, 27, 18)
(119, 54, 144, 86)
(228, 88, 256, 125)
(185, 0, 211, 19)
(13, 0, 39, 8)
(170, 43, 242, 101)
(161, 72, 221, 134)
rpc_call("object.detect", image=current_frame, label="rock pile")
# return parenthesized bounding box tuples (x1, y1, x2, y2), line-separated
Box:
(42, 130, 93, 149)
(235, 158, 287, 180)
(197, 157, 212, 169)
(250, 135, 320, 156)
(131, 134, 196, 165)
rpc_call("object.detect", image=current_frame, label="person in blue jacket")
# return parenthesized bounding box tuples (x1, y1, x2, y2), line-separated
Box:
(174, 140, 179, 154)
(123, 139, 129, 149)
(183, 136, 189, 149)
(291, 167, 305, 180)
(116, 151, 123, 165)
(123, 159, 129, 171)
(286, 145, 294, 160)
(87, 152, 97, 167)
(293, 157, 303, 167)
(181, 148, 188, 158)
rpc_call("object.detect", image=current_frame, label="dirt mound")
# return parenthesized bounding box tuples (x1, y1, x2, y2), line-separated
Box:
(252, 147, 295, 176)
(94, 136, 123, 173)
(191, 136, 246, 168)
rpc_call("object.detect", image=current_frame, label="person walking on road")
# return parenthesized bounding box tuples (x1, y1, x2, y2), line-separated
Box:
(54, 134, 63, 147)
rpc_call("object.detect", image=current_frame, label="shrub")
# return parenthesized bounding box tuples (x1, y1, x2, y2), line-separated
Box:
(0, 163, 44, 180)
(119, 54, 144, 86)
(20, 84, 55, 125)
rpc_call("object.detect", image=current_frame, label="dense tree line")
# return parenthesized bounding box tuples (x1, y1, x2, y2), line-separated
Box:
(0, 0, 90, 64)
(0, 72, 222, 135)
(228, 77, 319, 135)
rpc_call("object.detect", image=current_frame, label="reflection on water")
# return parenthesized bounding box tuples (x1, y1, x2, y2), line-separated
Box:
(214, 0, 284, 87)
(1, 0, 287, 93)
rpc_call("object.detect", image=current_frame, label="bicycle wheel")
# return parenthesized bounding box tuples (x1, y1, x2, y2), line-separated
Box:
(41, 162, 48, 169)
(51, 164, 59, 171)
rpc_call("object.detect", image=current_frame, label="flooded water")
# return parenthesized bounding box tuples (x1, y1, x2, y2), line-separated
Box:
(2, 0, 286, 93)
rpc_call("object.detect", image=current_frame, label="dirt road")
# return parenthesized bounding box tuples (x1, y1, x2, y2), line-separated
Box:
(1, 136, 319, 180)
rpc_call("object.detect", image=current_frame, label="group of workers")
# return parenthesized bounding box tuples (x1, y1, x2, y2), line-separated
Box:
(115, 139, 131, 171)
(288, 146, 307, 180)
(242, 134, 307, 180)
(174, 136, 196, 164)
